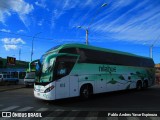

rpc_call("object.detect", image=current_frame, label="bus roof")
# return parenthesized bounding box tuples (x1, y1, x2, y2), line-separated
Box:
(46, 43, 152, 60)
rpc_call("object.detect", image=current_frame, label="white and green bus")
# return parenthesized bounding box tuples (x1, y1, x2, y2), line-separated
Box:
(33, 43, 155, 100)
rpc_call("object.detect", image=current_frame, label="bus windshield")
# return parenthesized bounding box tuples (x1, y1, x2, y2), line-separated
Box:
(35, 55, 55, 83)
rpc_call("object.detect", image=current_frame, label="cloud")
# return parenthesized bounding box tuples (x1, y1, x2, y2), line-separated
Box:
(0, 0, 34, 28)
(17, 29, 25, 33)
(3, 45, 17, 51)
(90, 0, 160, 45)
(51, 9, 64, 29)
(111, 0, 134, 9)
(1, 38, 26, 44)
(35, 0, 46, 8)
(1, 38, 26, 51)
(50, 0, 98, 30)
(38, 19, 44, 26)
(0, 29, 11, 32)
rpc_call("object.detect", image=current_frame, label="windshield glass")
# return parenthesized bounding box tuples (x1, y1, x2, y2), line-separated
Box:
(35, 54, 55, 83)
(25, 72, 35, 79)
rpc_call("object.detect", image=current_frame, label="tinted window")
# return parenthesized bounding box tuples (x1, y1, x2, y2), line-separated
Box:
(77, 48, 154, 67)
(3, 75, 6, 78)
(25, 72, 35, 79)
(19, 72, 26, 79)
(54, 55, 77, 80)
(59, 48, 77, 54)
(59, 47, 154, 67)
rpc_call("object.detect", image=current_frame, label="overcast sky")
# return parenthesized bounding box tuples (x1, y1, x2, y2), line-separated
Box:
(0, 0, 160, 63)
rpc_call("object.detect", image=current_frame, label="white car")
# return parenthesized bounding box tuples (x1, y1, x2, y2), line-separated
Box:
(24, 72, 35, 87)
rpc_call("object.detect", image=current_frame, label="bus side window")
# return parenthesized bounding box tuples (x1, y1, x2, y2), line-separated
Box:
(54, 55, 78, 81)
(4, 75, 6, 78)
(57, 62, 67, 76)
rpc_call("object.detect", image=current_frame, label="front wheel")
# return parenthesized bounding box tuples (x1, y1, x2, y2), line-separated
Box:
(80, 85, 92, 99)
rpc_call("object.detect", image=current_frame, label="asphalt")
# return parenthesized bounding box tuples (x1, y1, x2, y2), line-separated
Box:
(0, 84, 25, 92)
(0, 81, 159, 92)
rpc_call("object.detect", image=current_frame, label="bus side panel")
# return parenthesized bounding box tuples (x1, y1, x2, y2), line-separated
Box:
(95, 74, 107, 93)
(106, 74, 120, 92)
(55, 76, 70, 99)
(69, 76, 79, 97)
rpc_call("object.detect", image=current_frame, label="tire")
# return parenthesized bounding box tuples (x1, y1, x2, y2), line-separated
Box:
(143, 81, 148, 89)
(80, 85, 93, 99)
(136, 81, 142, 90)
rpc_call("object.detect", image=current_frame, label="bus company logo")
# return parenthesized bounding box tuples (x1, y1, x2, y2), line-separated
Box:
(99, 65, 116, 73)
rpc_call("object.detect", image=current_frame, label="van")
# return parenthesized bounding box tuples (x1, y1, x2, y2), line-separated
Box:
(24, 72, 35, 87)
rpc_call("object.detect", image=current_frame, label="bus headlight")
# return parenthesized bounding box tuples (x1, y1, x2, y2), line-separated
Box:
(44, 85, 54, 93)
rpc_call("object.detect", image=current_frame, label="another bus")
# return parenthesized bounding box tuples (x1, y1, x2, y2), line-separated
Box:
(33, 43, 155, 100)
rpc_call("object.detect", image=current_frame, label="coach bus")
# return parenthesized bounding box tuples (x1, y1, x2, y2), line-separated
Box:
(33, 43, 155, 100)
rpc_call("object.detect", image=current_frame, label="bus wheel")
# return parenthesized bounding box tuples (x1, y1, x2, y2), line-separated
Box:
(80, 84, 93, 99)
(143, 81, 148, 89)
(136, 81, 142, 90)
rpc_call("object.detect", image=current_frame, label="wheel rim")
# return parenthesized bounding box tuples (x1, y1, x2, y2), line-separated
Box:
(83, 88, 89, 98)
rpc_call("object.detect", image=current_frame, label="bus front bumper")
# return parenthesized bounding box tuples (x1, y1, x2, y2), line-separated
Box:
(34, 91, 53, 100)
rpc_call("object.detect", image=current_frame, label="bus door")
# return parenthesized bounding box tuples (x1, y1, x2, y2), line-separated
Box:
(69, 75, 79, 97)
(55, 55, 78, 99)
(55, 75, 70, 99)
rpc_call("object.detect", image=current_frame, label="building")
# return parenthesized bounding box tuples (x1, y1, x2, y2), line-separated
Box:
(0, 57, 29, 84)
(155, 64, 160, 84)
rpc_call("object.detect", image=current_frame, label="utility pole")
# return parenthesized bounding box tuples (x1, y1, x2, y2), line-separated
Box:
(86, 29, 89, 45)
(77, 3, 107, 45)
(31, 32, 41, 62)
(19, 48, 21, 61)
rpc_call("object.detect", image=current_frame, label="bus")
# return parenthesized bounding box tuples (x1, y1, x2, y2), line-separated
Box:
(33, 43, 155, 100)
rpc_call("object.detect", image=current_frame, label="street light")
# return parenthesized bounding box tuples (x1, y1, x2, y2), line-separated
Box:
(77, 26, 89, 45)
(77, 3, 107, 45)
(31, 32, 41, 62)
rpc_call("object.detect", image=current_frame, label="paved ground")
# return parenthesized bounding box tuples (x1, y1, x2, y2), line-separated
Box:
(0, 84, 25, 92)
(0, 84, 160, 120)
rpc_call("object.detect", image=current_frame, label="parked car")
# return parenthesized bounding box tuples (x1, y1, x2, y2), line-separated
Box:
(24, 72, 35, 87)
